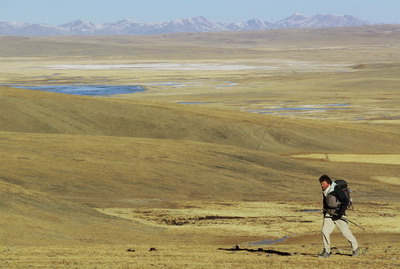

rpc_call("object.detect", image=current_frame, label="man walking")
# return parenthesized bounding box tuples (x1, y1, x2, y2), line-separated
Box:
(319, 175, 359, 257)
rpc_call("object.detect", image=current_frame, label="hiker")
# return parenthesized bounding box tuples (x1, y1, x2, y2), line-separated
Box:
(318, 175, 359, 257)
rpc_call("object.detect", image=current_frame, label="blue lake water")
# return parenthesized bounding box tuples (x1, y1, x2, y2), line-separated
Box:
(10, 85, 145, 96)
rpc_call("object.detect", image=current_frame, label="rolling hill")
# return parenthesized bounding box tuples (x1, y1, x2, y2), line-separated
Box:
(2, 85, 399, 246)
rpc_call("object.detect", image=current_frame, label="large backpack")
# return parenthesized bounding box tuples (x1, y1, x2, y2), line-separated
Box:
(335, 179, 353, 210)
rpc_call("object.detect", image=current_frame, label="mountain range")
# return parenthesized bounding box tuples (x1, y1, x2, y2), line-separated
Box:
(0, 13, 372, 36)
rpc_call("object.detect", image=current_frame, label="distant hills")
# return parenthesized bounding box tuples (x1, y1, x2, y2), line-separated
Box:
(0, 13, 373, 36)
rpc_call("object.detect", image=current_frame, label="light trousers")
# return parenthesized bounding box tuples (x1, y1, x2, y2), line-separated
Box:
(321, 217, 359, 252)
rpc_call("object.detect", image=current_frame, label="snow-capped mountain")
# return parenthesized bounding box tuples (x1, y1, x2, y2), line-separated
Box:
(59, 19, 102, 35)
(145, 16, 226, 34)
(0, 14, 372, 36)
(226, 18, 274, 31)
(0, 21, 64, 36)
(274, 13, 310, 28)
(276, 13, 371, 28)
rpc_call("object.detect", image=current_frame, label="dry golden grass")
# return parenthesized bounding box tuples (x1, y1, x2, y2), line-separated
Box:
(291, 154, 400, 165)
(2, 201, 400, 268)
(1, 25, 400, 268)
(372, 176, 400, 186)
(4, 241, 400, 269)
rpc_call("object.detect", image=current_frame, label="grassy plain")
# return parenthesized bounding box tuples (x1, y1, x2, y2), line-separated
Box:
(1, 25, 400, 268)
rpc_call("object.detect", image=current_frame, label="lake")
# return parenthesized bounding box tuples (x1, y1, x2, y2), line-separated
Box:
(11, 84, 145, 96)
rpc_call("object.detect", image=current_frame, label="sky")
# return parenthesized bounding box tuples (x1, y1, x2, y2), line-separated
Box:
(1, 0, 399, 25)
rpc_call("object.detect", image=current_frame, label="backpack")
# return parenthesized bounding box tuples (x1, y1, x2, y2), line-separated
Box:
(335, 179, 353, 210)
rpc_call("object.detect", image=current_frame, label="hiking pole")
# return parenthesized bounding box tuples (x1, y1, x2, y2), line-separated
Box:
(340, 216, 365, 231)
(323, 209, 365, 231)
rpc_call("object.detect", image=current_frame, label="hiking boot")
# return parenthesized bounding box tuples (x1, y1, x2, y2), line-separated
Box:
(318, 250, 331, 258)
(352, 247, 360, 257)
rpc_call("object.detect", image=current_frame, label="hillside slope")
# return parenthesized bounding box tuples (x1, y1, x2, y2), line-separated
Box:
(0, 180, 168, 246)
(1, 86, 400, 154)
(2, 86, 400, 246)
(1, 130, 320, 200)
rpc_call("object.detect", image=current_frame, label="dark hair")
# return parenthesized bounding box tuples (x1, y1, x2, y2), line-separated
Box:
(319, 175, 332, 184)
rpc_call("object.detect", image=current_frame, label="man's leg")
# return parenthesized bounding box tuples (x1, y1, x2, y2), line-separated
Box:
(321, 217, 335, 253)
(335, 219, 359, 251)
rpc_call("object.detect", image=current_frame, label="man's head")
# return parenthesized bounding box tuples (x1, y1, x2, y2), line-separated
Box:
(319, 175, 332, 191)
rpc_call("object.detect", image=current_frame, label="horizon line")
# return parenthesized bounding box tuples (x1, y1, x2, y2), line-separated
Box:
(1, 13, 379, 26)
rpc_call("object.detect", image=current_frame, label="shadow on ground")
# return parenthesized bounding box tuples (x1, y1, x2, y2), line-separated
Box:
(218, 245, 355, 257)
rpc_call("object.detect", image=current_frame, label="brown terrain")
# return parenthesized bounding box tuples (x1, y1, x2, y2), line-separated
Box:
(1, 25, 399, 268)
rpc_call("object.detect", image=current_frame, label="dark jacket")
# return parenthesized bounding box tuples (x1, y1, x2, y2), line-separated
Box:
(323, 184, 349, 217)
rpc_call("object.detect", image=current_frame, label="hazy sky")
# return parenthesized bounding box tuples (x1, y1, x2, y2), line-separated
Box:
(1, 0, 399, 25)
